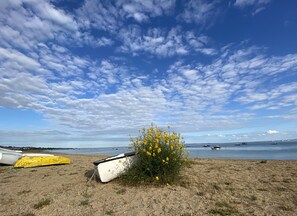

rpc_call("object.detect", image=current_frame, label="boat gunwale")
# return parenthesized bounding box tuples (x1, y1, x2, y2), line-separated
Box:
(93, 151, 135, 166)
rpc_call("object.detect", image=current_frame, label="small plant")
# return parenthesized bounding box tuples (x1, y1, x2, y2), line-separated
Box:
(212, 183, 221, 191)
(17, 190, 32, 195)
(79, 200, 89, 206)
(115, 188, 127, 194)
(82, 190, 93, 198)
(208, 201, 239, 216)
(69, 172, 78, 175)
(105, 209, 114, 215)
(196, 191, 204, 196)
(33, 198, 51, 209)
(121, 125, 188, 185)
(250, 195, 257, 201)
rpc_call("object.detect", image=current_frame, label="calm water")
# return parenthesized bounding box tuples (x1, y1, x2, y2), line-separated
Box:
(48, 140, 297, 160)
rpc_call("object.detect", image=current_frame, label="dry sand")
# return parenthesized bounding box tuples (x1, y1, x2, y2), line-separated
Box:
(1, 153, 297, 216)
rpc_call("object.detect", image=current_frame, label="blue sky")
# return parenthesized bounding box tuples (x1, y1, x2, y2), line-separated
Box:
(1, 0, 297, 147)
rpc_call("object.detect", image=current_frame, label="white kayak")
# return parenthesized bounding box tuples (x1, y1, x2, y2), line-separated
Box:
(93, 152, 136, 183)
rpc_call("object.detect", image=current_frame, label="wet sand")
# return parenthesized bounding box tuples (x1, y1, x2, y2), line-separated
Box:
(1, 154, 297, 216)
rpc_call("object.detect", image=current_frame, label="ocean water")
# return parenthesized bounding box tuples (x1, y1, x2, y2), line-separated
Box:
(48, 140, 297, 160)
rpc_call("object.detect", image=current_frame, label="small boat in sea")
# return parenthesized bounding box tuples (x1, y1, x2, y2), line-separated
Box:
(211, 146, 221, 150)
(0, 148, 23, 165)
(93, 152, 136, 183)
(203, 144, 210, 147)
(14, 156, 71, 168)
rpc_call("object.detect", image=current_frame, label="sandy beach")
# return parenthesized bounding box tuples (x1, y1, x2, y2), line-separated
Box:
(1, 153, 296, 216)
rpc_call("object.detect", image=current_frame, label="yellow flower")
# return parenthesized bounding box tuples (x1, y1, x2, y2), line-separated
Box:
(146, 151, 151, 156)
(166, 157, 169, 161)
(149, 146, 152, 151)
(157, 148, 161, 154)
(155, 176, 159, 181)
(152, 153, 156, 157)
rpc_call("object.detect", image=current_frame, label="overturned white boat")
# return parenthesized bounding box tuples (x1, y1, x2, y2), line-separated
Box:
(0, 148, 23, 165)
(93, 152, 136, 183)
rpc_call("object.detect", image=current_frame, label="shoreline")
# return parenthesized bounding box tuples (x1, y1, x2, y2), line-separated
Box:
(1, 153, 297, 215)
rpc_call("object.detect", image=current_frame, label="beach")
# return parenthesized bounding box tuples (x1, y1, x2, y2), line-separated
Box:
(1, 154, 296, 216)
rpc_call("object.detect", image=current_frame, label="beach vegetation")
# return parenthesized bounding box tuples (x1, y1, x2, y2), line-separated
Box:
(208, 201, 239, 216)
(105, 209, 114, 215)
(121, 125, 188, 185)
(17, 189, 32, 195)
(33, 198, 51, 209)
(115, 188, 127, 194)
(196, 191, 204, 196)
(249, 195, 257, 201)
(278, 204, 293, 211)
(79, 199, 90, 206)
(212, 183, 222, 191)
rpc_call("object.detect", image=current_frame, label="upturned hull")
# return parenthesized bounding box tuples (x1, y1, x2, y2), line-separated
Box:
(0, 152, 22, 165)
(93, 152, 136, 183)
(14, 156, 71, 168)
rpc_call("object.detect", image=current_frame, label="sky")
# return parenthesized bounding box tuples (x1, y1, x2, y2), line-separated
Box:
(0, 0, 297, 148)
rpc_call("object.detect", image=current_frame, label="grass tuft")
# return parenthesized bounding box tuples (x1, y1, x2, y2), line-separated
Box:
(208, 201, 239, 216)
(17, 190, 32, 195)
(115, 188, 127, 194)
(33, 198, 51, 209)
(79, 200, 89, 206)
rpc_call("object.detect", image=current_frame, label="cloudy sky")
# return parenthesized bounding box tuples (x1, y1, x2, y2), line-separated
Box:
(0, 0, 297, 147)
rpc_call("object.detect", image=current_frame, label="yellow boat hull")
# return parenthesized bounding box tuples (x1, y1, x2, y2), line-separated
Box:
(14, 156, 71, 168)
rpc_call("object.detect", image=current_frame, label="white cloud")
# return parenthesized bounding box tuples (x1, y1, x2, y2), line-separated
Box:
(76, 0, 175, 31)
(266, 130, 279, 134)
(0, 0, 112, 51)
(0, 47, 40, 70)
(179, 0, 221, 26)
(234, 0, 272, 15)
(118, 26, 216, 57)
(234, 0, 271, 8)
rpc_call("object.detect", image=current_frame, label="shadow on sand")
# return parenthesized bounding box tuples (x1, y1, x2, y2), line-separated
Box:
(84, 169, 101, 183)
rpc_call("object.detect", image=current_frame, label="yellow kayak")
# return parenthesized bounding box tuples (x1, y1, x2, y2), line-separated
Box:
(14, 156, 71, 168)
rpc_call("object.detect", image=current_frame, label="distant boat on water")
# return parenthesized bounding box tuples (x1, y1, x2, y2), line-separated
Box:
(211, 146, 221, 150)
(203, 145, 210, 147)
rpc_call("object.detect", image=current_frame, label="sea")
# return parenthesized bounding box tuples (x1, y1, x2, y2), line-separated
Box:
(48, 140, 297, 160)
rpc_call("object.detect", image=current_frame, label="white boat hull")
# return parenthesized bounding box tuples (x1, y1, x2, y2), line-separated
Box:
(93, 152, 136, 183)
(0, 152, 22, 165)
(0, 147, 22, 153)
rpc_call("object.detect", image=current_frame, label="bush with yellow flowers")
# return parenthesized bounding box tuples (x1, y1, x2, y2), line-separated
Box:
(121, 125, 188, 185)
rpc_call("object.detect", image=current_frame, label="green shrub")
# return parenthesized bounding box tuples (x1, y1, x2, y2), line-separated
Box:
(121, 125, 188, 185)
